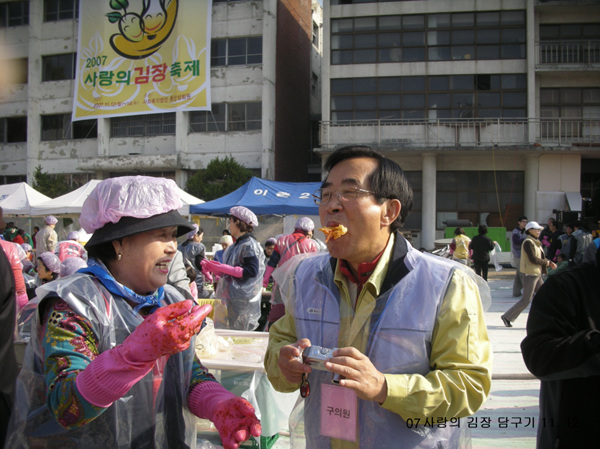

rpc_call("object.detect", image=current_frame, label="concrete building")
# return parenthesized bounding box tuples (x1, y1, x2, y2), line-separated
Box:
(0, 0, 323, 189)
(317, 0, 600, 249)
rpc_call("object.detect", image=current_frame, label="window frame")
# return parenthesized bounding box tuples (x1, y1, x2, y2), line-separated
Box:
(42, 53, 76, 82)
(110, 113, 176, 138)
(330, 74, 527, 120)
(189, 102, 262, 133)
(44, 0, 79, 22)
(331, 10, 525, 65)
(41, 114, 97, 141)
(436, 170, 524, 230)
(0, 116, 27, 143)
(211, 37, 263, 67)
(0, 1, 29, 27)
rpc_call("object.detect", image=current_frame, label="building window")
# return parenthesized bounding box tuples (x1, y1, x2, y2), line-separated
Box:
(111, 113, 176, 137)
(42, 53, 76, 81)
(330, 74, 527, 120)
(0, 1, 29, 27)
(41, 114, 97, 141)
(331, 10, 525, 65)
(44, 0, 79, 22)
(539, 23, 600, 64)
(437, 171, 524, 229)
(0, 175, 27, 185)
(312, 21, 320, 48)
(540, 87, 600, 138)
(0, 117, 27, 143)
(211, 37, 262, 66)
(189, 102, 262, 132)
(540, 23, 600, 40)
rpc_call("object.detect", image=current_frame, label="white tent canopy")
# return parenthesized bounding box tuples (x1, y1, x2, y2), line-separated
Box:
(0, 183, 52, 216)
(177, 189, 205, 216)
(29, 179, 204, 217)
(29, 180, 102, 216)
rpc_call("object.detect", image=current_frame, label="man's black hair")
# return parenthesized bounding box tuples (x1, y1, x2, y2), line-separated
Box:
(323, 145, 413, 232)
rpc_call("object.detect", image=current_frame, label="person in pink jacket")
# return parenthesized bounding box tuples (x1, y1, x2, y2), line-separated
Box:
(262, 217, 319, 328)
(0, 207, 28, 310)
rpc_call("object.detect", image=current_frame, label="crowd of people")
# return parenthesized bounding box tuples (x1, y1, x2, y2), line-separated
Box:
(500, 215, 598, 327)
(2, 146, 599, 448)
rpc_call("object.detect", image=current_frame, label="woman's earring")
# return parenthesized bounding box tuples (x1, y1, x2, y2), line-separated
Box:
(117, 253, 122, 261)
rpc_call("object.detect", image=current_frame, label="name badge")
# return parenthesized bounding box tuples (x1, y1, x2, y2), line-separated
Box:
(320, 383, 357, 441)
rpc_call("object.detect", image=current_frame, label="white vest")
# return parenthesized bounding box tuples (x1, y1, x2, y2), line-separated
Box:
(289, 247, 462, 449)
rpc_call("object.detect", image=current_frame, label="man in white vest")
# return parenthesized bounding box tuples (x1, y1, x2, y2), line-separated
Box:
(264, 145, 492, 449)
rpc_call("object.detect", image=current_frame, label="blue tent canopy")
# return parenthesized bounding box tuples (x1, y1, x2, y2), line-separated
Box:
(189, 177, 321, 216)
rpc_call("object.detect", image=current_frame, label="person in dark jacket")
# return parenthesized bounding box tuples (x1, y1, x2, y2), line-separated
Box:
(521, 246, 600, 449)
(0, 208, 18, 449)
(544, 218, 563, 261)
(469, 225, 495, 281)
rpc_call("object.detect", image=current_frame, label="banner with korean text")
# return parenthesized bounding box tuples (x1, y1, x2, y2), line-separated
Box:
(73, 0, 211, 120)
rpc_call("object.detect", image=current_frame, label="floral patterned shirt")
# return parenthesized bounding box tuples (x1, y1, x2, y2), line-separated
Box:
(41, 298, 216, 428)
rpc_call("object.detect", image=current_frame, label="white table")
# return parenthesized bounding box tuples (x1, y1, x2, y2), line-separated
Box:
(195, 329, 299, 445)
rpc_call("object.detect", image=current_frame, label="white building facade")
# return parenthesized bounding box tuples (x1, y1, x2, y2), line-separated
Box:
(0, 0, 321, 188)
(318, 0, 600, 248)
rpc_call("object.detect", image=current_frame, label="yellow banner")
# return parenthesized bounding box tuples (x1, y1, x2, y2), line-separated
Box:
(73, 0, 211, 120)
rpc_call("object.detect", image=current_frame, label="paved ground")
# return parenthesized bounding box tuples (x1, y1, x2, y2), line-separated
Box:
(198, 267, 541, 449)
(470, 268, 539, 448)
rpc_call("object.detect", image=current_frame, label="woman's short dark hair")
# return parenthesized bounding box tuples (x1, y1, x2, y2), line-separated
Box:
(454, 227, 465, 236)
(231, 216, 253, 234)
(37, 257, 58, 281)
(478, 224, 488, 235)
(323, 145, 413, 232)
(86, 240, 119, 265)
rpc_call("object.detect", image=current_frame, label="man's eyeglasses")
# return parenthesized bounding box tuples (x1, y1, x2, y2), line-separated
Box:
(312, 187, 375, 205)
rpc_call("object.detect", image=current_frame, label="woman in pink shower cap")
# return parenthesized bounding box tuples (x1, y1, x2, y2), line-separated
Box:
(7, 176, 260, 449)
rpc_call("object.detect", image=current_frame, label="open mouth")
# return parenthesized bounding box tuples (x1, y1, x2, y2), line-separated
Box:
(156, 260, 170, 271)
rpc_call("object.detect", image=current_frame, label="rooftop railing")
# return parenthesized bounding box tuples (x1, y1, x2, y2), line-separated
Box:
(536, 40, 600, 67)
(319, 118, 600, 149)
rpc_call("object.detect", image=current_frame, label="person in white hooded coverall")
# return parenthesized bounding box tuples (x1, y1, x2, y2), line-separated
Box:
(203, 206, 265, 331)
(6, 176, 261, 449)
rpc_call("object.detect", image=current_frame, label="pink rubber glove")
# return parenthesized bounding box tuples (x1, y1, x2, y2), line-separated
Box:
(189, 382, 261, 449)
(204, 260, 243, 278)
(202, 264, 214, 284)
(76, 301, 212, 407)
(16, 293, 28, 311)
(262, 265, 275, 288)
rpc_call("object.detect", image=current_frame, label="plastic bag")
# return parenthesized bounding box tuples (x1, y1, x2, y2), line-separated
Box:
(195, 317, 232, 359)
(490, 242, 503, 272)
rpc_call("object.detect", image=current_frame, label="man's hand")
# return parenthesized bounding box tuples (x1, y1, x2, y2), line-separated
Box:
(325, 347, 388, 403)
(277, 338, 313, 385)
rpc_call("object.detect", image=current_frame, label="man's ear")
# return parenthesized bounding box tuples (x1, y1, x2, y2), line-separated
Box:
(381, 199, 401, 228)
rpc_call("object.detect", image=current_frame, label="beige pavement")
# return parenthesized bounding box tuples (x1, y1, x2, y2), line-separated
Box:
(472, 268, 539, 449)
